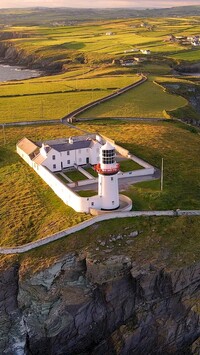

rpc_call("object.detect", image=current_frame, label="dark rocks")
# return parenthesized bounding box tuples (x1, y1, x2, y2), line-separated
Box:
(0, 256, 200, 354)
(0, 42, 63, 74)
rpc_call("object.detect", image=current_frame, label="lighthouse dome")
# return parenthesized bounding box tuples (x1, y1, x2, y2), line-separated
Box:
(101, 141, 115, 151)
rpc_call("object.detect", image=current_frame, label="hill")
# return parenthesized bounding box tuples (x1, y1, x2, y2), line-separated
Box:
(0, 6, 200, 26)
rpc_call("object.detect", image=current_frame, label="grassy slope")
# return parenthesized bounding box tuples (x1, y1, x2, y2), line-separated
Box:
(18, 215, 200, 276)
(87, 120, 200, 210)
(78, 78, 187, 118)
(0, 120, 199, 251)
(0, 124, 91, 247)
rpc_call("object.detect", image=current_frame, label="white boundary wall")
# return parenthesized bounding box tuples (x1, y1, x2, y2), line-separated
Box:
(118, 168, 154, 178)
(17, 147, 101, 213)
(1, 209, 200, 254)
(17, 137, 155, 214)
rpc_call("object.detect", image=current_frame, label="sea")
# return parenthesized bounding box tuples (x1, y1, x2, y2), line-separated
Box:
(0, 63, 41, 82)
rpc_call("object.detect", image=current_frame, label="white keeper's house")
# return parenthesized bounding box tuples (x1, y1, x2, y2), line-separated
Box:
(17, 135, 102, 172)
(17, 133, 134, 214)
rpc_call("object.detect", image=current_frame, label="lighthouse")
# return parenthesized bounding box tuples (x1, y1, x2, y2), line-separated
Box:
(95, 141, 120, 210)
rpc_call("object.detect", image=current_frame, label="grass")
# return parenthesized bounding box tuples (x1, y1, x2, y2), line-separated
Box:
(18, 215, 200, 276)
(0, 67, 140, 123)
(0, 119, 200, 251)
(133, 179, 161, 191)
(64, 169, 87, 182)
(77, 190, 97, 197)
(78, 78, 187, 119)
(0, 124, 91, 248)
(119, 159, 143, 171)
(81, 119, 200, 210)
(83, 166, 98, 177)
(0, 89, 113, 123)
(56, 173, 68, 184)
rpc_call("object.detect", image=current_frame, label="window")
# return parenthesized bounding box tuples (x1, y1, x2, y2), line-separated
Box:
(52, 155, 56, 160)
(53, 164, 56, 169)
(103, 157, 114, 164)
(67, 160, 70, 164)
(78, 149, 81, 154)
(102, 149, 115, 164)
(111, 177, 114, 181)
(67, 151, 70, 155)
(86, 148, 89, 153)
(112, 201, 114, 205)
(91, 202, 94, 206)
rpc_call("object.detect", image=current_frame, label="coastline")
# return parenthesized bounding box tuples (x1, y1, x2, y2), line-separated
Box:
(0, 62, 43, 81)
(0, 40, 63, 77)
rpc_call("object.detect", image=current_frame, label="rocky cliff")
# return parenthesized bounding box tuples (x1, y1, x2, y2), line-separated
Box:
(1, 253, 200, 355)
(0, 35, 63, 73)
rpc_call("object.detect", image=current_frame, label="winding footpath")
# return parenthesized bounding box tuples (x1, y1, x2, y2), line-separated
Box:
(1, 210, 200, 255)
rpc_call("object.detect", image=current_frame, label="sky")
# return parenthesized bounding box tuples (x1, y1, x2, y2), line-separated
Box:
(0, 0, 199, 8)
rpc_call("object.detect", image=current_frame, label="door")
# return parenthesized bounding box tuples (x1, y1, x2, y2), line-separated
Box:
(86, 157, 89, 164)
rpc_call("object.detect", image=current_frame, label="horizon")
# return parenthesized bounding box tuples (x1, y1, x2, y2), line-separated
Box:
(0, 1, 199, 10)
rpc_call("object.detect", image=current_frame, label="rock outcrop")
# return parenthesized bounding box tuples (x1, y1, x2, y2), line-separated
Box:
(0, 253, 200, 354)
(0, 41, 63, 73)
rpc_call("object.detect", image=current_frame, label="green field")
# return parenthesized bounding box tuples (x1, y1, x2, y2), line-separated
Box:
(78, 78, 187, 118)
(0, 120, 199, 249)
(4, 18, 200, 63)
(0, 72, 188, 122)
(0, 67, 139, 122)
(1, 16, 200, 122)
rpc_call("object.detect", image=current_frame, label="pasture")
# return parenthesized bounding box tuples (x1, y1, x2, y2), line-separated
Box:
(78, 78, 187, 119)
(1, 16, 200, 122)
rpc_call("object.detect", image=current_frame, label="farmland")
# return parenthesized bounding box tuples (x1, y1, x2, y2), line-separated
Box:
(0, 16, 200, 121)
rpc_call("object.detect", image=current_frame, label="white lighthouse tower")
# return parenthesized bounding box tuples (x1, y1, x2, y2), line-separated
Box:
(95, 141, 120, 210)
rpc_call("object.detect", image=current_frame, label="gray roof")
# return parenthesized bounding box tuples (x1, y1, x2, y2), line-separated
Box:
(50, 140, 92, 152)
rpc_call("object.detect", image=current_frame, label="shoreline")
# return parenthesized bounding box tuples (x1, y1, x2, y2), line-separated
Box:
(0, 60, 46, 81)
